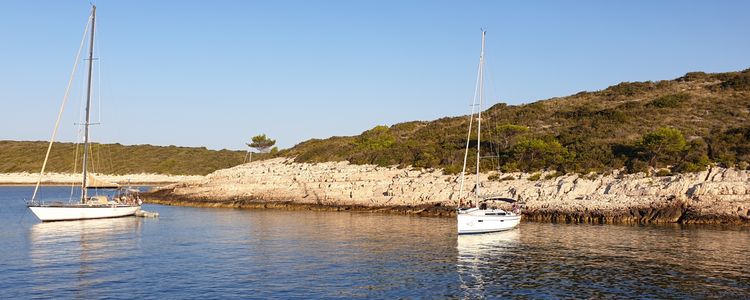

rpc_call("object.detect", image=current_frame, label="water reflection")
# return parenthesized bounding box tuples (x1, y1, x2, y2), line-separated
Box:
(457, 229, 521, 254)
(186, 210, 461, 298)
(457, 229, 520, 298)
(28, 218, 143, 299)
(1, 184, 746, 299)
(455, 223, 750, 298)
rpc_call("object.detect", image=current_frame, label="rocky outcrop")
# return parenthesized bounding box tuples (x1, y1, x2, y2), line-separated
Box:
(145, 158, 750, 224)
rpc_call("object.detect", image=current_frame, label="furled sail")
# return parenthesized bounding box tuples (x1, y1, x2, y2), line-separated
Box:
(86, 174, 119, 189)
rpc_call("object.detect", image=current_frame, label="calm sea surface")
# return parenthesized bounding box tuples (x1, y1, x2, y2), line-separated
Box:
(1, 186, 748, 299)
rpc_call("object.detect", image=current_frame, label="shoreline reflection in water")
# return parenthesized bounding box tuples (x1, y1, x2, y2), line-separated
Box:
(1, 185, 746, 299)
(29, 218, 143, 299)
(457, 229, 521, 298)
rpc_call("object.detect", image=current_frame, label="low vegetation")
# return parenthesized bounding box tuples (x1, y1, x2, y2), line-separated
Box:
(0, 141, 256, 175)
(5, 69, 749, 176)
(281, 69, 750, 174)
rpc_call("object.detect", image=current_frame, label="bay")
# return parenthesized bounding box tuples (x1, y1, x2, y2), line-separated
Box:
(1, 186, 748, 299)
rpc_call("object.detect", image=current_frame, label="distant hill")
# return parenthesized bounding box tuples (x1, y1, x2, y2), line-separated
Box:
(281, 69, 750, 174)
(0, 141, 250, 175)
(6, 69, 749, 176)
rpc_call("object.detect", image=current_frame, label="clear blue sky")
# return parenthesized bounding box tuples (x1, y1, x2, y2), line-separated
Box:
(1, 0, 748, 150)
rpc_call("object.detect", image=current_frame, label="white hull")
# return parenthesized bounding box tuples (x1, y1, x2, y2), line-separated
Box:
(28, 205, 140, 222)
(457, 208, 521, 234)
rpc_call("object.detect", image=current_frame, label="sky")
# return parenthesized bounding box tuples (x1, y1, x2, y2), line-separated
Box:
(1, 0, 748, 150)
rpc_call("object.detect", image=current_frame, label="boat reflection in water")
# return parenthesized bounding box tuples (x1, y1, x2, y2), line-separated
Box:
(457, 229, 520, 298)
(28, 217, 142, 298)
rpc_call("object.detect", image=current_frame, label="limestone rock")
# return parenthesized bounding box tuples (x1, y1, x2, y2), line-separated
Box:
(146, 158, 750, 224)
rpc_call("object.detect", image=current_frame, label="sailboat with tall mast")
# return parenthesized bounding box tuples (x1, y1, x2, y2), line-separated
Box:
(456, 30, 521, 234)
(27, 5, 141, 222)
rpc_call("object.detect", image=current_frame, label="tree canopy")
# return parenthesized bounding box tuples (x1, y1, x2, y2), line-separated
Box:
(495, 124, 529, 150)
(637, 127, 688, 166)
(247, 134, 277, 153)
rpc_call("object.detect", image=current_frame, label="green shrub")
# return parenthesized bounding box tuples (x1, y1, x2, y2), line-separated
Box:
(677, 72, 709, 82)
(671, 139, 710, 172)
(720, 72, 750, 90)
(495, 124, 529, 150)
(605, 81, 655, 97)
(627, 159, 649, 174)
(637, 127, 687, 167)
(528, 173, 541, 181)
(512, 137, 571, 171)
(499, 162, 519, 173)
(355, 125, 395, 151)
(443, 164, 462, 175)
(655, 169, 672, 177)
(500, 175, 516, 181)
(673, 162, 707, 173)
(707, 127, 750, 166)
(648, 93, 690, 108)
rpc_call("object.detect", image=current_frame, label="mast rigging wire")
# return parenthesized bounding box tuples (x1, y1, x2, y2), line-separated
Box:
(31, 13, 93, 202)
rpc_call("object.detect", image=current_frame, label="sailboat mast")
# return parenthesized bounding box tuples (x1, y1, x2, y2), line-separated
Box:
(81, 5, 96, 203)
(475, 30, 485, 203)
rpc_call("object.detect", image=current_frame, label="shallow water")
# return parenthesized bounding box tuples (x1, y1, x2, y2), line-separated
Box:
(1, 186, 748, 299)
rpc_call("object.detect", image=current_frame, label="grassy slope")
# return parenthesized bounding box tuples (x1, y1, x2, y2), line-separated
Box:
(5, 69, 748, 176)
(281, 69, 750, 174)
(0, 141, 249, 175)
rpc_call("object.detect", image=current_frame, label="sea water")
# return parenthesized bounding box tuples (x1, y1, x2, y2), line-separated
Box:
(1, 186, 748, 299)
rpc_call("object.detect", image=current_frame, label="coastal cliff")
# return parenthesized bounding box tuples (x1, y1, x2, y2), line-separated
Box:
(145, 158, 750, 224)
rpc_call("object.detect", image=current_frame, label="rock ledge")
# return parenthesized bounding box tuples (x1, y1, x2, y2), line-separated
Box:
(144, 158, 750, 224)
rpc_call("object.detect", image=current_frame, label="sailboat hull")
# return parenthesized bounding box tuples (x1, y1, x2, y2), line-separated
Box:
(28, 205, 140, 222)
(457, 210, 521, 234)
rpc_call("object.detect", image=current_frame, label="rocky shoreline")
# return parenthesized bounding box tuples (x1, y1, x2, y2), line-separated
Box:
(144, 158, 750, 225)
(144, 193, 457, 217)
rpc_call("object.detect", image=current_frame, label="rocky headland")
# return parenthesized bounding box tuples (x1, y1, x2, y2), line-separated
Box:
(145, 158, 750, 225)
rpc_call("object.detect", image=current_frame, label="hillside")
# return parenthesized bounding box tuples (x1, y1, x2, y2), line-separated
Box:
(281, 69, 750, 174)
(5, 69, 749, 176)
(0, 141, 251, 175)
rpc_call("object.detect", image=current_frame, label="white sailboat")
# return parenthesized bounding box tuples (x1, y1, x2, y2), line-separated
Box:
(27, 5, 141, 222)
(456, 30, 521, 234)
